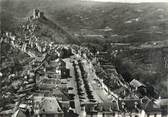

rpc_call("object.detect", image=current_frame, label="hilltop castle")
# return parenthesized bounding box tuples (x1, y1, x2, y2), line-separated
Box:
(33, 9, 44, 19)
(28, 9, 44, 20)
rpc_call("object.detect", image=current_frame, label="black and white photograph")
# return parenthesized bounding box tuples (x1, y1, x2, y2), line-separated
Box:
(0, 0, 168, 116)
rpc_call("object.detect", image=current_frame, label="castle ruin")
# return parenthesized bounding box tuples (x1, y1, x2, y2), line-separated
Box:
(29, 9, 44, 20)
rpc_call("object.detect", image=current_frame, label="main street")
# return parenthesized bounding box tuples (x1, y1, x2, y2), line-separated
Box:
(82, 59, 118, 103)
(64, 57, 81, 115)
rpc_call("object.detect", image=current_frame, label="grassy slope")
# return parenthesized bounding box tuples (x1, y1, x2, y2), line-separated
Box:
(113, 47, 168, 97)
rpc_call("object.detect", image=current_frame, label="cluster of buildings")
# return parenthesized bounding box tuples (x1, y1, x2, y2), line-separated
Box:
(1, 28, 168, 117)
(0, 19, 75, 117)
(0, 9, 167, 117)
(0, 34, 75, 117)
(92, 51, 168, 117)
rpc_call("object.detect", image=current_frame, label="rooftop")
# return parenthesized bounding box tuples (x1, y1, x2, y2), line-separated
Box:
(130, 79, 145, 88)
(33, 96, 63, 114)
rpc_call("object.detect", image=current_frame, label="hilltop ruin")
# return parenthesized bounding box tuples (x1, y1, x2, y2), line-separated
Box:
(28, 9, 45, 20)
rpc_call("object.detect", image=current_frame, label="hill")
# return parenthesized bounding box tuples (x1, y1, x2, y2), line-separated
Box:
(1, 0, 168, 44)
(52, 2, 168, 43)
(24, 16, 76, 44)
(1, 10, 76, 44)
(109, 44, 168, 97)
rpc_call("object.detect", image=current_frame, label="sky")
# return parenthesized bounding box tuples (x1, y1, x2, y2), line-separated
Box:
(86, 0, 168, 3)
(1, 0, 168, 2)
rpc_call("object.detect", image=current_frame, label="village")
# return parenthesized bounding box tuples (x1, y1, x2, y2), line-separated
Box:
(0, 9, 168, 117)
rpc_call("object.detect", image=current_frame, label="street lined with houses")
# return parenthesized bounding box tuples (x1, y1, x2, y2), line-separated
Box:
(0, 8, 168, 117)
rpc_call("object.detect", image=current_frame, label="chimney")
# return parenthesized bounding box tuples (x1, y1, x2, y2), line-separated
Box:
(121, 102, 125, 109)
(121, 101, 127, 112)
(134, 101, 138, 109)
(134, 101, 140, 112)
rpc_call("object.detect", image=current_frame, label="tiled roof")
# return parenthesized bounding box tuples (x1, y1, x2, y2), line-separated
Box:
(12, 109, 26, 117)
(130, 79, 145, 88)
(144, 101, 161, 112)
(34, 96, 63, 114)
